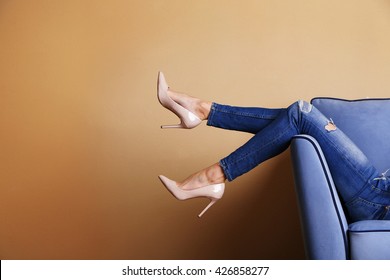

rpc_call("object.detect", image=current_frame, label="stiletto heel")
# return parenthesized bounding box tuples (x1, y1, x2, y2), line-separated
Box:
(158, 175, 225, 217)
(198, 199, 218, 218)
(157, 72, 202, 129)
(161, 124, 184, 129)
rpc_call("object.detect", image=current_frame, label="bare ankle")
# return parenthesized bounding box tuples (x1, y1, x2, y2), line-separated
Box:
(199, 100, 212, 120)
(205, 163, 226, 184)
(167, 89, 210, 121)
(180, 163, 225, 190)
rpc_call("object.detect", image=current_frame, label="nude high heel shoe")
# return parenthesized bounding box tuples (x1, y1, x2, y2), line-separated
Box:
(157, 72, 202, 129)
(158, 175, 225, 217)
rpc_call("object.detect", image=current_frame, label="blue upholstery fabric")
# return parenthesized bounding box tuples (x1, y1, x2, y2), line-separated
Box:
(290, 98, 390, 260)
(349, 221, 390, 259)
(311, 98, 390, 173)
(291, 135, 349, 259)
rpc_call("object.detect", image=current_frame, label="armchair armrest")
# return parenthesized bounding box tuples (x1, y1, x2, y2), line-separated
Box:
(349, 220, 390, 259)
(291, 135, 349, 259)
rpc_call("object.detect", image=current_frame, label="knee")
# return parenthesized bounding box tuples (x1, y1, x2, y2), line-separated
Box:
(286, 100, 312, 127)
(286, 100, 312, 116)
(298, 100, 313, 113)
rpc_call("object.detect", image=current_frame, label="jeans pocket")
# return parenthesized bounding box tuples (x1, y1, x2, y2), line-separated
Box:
(346, 197, 389, 222)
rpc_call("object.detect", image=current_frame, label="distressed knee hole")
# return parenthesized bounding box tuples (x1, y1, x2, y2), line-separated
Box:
(325, 118, 337, 132)
(298, 100, 313, 113)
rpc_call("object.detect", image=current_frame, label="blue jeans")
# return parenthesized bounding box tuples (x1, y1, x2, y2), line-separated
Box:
(207, 101, 390, 222)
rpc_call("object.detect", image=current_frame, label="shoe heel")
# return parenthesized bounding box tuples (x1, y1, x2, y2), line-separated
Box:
(157, 72, 202, 129)
(161, 124, 184, 129)
(198, 199, 218, 218)
(158, 174, 224, 217)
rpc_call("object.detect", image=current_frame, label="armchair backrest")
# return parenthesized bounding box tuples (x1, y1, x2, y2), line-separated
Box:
(291, 97, 390, 259)
(311, 98, 390, 173)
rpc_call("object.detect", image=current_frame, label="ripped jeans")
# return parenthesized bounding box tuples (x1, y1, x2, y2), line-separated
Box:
(207, 101, 390, 222)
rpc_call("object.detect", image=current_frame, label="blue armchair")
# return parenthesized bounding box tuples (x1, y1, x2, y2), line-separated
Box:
(290, 97, 390, 259)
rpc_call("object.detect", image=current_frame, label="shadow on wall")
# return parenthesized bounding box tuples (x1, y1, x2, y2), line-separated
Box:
(169, 151, 306, 260)
(228, 152, 305, 259)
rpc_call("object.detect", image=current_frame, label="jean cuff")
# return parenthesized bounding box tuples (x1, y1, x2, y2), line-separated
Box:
(219, 159, 234, 182)
(206, 102, 219, 127)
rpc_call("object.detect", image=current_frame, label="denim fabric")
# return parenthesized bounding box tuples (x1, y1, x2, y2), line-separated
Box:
(207, 101, 390, 222)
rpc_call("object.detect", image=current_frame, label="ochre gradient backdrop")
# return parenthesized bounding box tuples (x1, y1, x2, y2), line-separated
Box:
(1, 0, 390, 259)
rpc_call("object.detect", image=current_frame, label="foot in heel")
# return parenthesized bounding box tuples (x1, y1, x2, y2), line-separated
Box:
(157, 72, 202, 129)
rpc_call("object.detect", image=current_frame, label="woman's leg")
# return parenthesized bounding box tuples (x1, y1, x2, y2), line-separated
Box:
(165, 85, 378, 203)
(163, 81, 390, 220)
(167, 88, 285, 134)
(207, 103, 285, 134)
(222, 101, 378, 202)
(182, 101, 380, 204)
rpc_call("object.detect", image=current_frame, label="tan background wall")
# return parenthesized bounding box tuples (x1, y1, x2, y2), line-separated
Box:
(1, 0, 390, 259)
